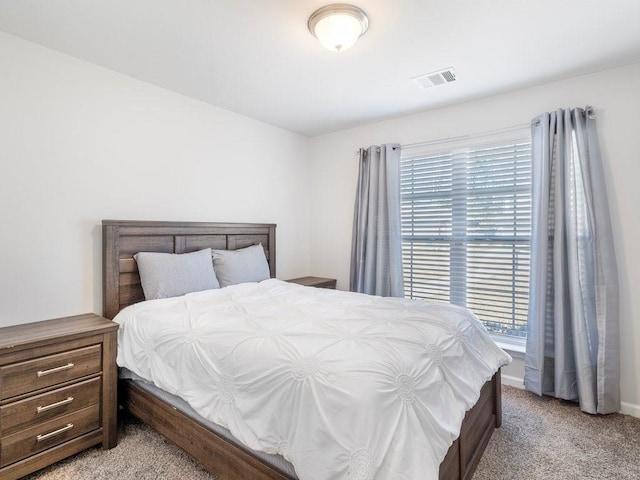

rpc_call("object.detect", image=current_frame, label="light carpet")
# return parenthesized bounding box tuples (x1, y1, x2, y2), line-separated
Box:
(25, 386, 640, 479)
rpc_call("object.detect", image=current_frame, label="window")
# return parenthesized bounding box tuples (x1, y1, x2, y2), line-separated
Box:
(400, 134, 531, 339)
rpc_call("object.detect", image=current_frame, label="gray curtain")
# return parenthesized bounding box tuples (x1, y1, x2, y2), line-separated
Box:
(350, 144, 404, 297)
(524, 107, 619, 414)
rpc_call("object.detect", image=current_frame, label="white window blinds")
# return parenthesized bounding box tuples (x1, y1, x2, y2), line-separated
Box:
(400, 135, 531, 338)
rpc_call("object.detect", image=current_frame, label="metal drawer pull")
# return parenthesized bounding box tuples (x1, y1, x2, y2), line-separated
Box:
(36, 423, 74, 442)
(37, 396, 74, 414)
(37, 362, 75, 377)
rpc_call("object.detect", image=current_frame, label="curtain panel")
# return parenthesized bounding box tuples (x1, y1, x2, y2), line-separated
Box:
(524, 107, 619, 414)
(350, 144, 404, 297)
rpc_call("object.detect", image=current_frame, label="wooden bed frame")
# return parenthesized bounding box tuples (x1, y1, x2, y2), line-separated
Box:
(102, 220, 501, 480)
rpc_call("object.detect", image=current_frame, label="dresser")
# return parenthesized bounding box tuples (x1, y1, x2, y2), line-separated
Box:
(0, 313, 118, 480)
(286, 276, 337, 289)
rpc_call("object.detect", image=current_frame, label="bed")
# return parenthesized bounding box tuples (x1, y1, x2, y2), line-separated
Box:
(102, 220, 507, 480)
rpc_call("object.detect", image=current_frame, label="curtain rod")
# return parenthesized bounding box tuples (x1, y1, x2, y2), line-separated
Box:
(401, 122, 530, 150)
(401, 106, 596, 151)
(361, 107, 596, 155)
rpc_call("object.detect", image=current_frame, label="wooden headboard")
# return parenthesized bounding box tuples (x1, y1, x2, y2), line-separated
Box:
(102, 220, 276, 319)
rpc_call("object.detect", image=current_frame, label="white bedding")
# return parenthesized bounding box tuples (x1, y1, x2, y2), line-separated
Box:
(114, 279, 511, 480)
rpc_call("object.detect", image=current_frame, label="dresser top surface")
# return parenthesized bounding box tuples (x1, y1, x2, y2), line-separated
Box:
(0, 314, 118, 353)
(286, 276, 336, 286)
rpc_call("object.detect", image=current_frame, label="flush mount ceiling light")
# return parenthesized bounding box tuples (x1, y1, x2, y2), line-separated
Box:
(308, 4, 369, 52)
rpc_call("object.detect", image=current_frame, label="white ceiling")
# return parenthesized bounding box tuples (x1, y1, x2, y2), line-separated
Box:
(1, 0, 639, 136)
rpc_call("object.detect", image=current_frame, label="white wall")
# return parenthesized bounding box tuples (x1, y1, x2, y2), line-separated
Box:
(0, 32, 311, 326)
(309, 63, 640, 416)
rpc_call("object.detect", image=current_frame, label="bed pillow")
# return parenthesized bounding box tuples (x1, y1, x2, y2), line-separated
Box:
(211, 244, 270, 287)
(134, 248, 220, 300)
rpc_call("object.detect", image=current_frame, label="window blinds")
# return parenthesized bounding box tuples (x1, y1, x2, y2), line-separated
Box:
(401, 138, 531, 337)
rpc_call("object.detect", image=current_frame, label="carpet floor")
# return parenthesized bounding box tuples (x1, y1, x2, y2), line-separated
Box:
(24, 386, 640, 479)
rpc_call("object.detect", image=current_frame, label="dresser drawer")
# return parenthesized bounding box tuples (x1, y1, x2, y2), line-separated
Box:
(0, 345, 102, 400)
(1, 377, 101, 436)
(1, 404, 100, 467)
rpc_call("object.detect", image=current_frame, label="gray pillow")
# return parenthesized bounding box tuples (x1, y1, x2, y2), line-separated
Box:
(211, 244, 270, 287)
(134, 248, 220, 300)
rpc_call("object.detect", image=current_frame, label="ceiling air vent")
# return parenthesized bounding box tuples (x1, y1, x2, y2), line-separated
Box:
(413, 67, 457, 89)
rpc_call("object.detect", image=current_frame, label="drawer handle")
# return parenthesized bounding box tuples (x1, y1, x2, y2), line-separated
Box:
(37, 396, 74, 414)
(36, 423, 74, 442)
(37, 362, 75, 377)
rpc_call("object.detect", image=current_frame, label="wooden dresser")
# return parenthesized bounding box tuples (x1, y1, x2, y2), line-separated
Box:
(0, 313, 118, 479)
(286, 276, 337, 289)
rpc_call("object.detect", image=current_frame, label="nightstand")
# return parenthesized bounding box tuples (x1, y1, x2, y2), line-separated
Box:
(0, 313, 118, 480)
(286, 276, 337, 289)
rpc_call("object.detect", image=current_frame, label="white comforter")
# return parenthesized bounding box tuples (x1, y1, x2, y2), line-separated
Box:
(115, 279, 511, 480)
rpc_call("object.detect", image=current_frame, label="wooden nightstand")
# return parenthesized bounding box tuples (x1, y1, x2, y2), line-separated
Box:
(0, 313, 118, 480)
(286, 276, 337, 289)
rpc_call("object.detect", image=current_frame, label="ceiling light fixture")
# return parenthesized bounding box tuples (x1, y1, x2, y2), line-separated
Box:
(308, 4, 369, 52)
